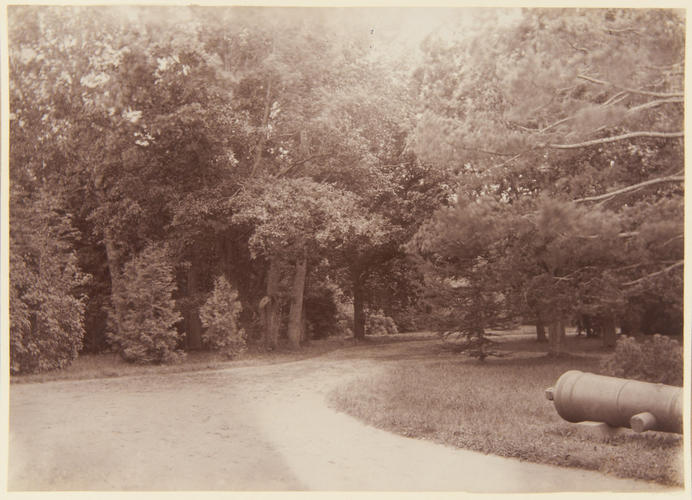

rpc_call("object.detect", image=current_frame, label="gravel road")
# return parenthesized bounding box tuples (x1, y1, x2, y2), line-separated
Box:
(8, 340, 677, 492)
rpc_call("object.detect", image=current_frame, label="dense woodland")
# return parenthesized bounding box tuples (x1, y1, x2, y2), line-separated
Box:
(8, 7, 684, 373)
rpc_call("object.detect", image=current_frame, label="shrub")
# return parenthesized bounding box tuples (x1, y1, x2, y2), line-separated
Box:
(384, 316, 399, 335)
(10, 250, 88, 374)
(199, 276, 246, 358)
(601, 334, 683, 386)
(365, 310, 399, 336)
(390, 309, 421, 332)
(107, 245, 184, 364)
(10, 191, 89, 374)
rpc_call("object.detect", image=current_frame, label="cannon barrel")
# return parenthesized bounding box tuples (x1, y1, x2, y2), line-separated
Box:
(545, 370, 682, 434)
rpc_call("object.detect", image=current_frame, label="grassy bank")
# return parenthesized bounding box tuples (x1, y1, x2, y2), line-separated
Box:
(328, 335, 684, 486)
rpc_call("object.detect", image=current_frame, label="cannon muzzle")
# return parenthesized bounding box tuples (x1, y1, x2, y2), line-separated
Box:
(546, 370, 682, 434)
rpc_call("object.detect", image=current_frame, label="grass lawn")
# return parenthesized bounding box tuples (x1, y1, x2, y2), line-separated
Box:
(10, 336, 359, 384)
(328, 330, 684, 486)
(10, 332, 439, 384)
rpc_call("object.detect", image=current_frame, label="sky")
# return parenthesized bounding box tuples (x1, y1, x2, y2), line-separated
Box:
(104, 5, 522, 66)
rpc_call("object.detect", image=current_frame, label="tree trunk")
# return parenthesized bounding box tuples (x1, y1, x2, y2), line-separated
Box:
(548, 319, 566, 356)
(184, 263, 203, 351)
(103, 229, 124, 335)
(287, 249, 307, 349)
(250, 79, 273, 177)
(300, 303, 309, 344)
(601, 314, 617, 348)
(620, 308, 641, 336)
(536, 315, 547, 343)
(353, 275, 365, 340)
(475, 326, 488, 361)
(183, 311, 203, 351)
(262, 257, 281, 350)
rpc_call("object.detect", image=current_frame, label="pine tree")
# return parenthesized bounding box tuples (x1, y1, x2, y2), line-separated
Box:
(199, 276, 246, 359)
(107, 245, 184, 364)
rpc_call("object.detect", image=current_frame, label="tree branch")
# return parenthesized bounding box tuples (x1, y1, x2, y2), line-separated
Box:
(571, 231, 639, 240)
(628, 97, 683, 113)
(645, 62, 683, 71)
(493, 151, 527, 169)
(250, 79, 273, 177)
(574, 175, 684, 203)
(660, 234, 684, 248)
(622, 261, 683, 286)
(536, 91, 672, 136)
(605, 27, 641, 36)
(554, 265, 602, 280)
(509, 121, 538, 133)
(566, 40, 589, 54)
(577, 74, 683, 98)
(458, 145, 520, 157)
(548, 131, 683, 150)
(602, 91, 628, 107)
(556, 85, 577, 94)
(275, 153, 331, 178)
(539, 116, 574, 134)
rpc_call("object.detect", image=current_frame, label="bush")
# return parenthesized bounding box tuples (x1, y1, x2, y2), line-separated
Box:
(601, 334, 683, 386)
(10, 250, 88, 374)
(365, 310, 399, 336)
(9, 191, 89, 374)
(107, 245, 184, 364)
(199, 276, 246, 358)
(390, 309, 421, 332)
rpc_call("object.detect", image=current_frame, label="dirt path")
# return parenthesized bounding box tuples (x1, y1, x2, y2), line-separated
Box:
(8, 340, 674, 492)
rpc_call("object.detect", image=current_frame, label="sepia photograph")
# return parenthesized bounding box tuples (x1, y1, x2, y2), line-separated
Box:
(1, 1, 687, 495)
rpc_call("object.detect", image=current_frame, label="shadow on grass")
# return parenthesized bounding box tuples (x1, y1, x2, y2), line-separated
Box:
(336, 331, 609, 367)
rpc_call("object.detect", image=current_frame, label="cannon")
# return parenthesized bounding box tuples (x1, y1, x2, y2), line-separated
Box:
(545, 370, 682, 434)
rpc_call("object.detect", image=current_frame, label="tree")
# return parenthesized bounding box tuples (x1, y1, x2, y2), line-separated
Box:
(149, 8, 452, 349)
(409, 196, 520, 358)
(199, 276, 246, 358)
(411, 8, 684, 352)
(9, 6, 248, 355)
(9, 187, 89, 374)
(8, 7, 95, 372)
(232, 177, 389, 348)
(188, 8, 447, 346)
(312, 51, 455, 340)
(107, 245, 183, 364)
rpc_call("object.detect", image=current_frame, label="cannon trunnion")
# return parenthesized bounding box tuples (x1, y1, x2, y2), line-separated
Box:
(545, 370, 682, 434)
